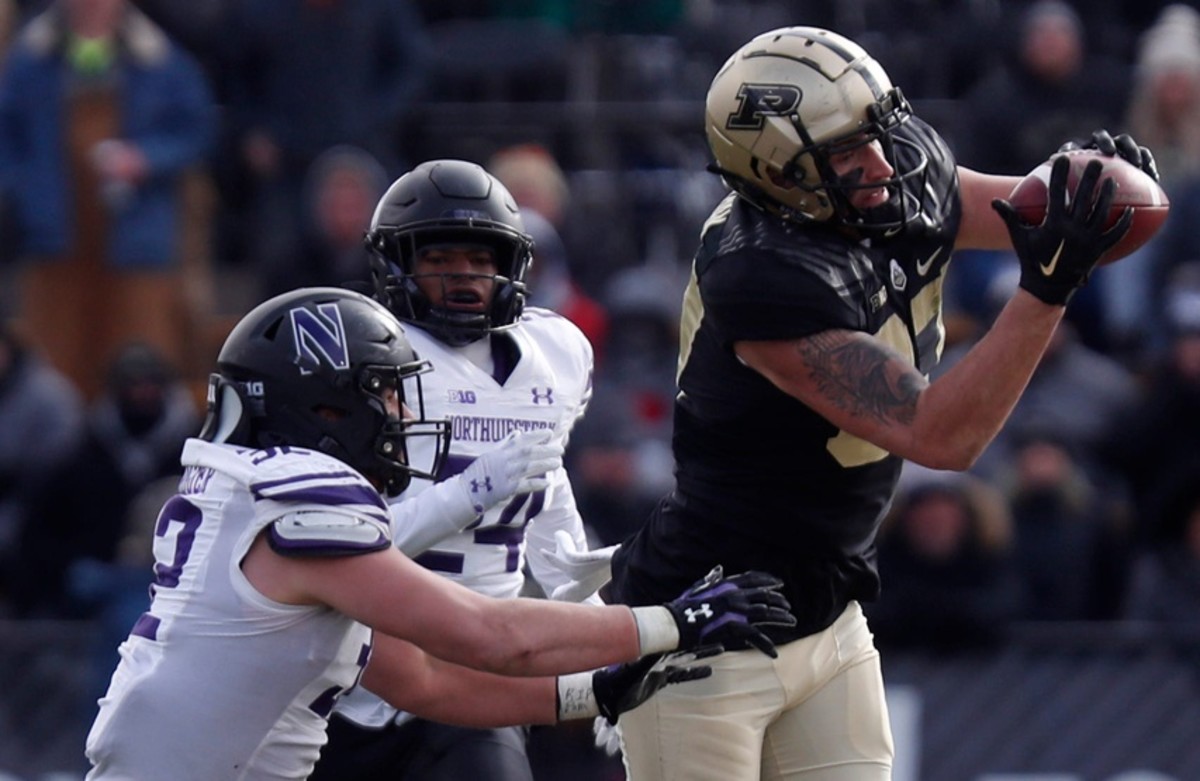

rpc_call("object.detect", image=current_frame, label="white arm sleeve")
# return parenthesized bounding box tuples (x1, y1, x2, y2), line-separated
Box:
(388, 477, 481, 558)
(524, 469, 605, 606)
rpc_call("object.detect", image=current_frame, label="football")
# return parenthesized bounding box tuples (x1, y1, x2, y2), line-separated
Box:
(1006, 149, 1170, 265)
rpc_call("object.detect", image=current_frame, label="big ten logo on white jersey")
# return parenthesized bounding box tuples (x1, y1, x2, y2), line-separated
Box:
(401, 320, 584, 482)
(403, 384, 565, 483)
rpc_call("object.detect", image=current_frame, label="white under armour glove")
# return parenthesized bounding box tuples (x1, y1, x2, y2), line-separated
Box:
(460, 429, 563, 514)
(543, 530, 619, 602)
(390, 429, 564, 557)
(593, 716, 621, 757)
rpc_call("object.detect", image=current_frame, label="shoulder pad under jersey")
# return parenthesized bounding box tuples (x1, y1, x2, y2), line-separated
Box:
(266, 508, 391, 557)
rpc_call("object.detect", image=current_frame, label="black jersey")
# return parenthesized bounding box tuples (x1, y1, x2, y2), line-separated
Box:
(611, 117, 962, 640)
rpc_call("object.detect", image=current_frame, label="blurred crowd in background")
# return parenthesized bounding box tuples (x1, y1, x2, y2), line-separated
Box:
(2, 1, 1200, 764)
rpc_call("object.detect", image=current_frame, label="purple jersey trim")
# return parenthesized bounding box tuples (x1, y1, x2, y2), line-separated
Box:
(259, 484, 389, 518)
(131, 612, 161, 641)
(308, 685, 342, 718)
(251, 472, 388, 512)
(436, 453, 472, 482)
(473, 524, 527, 572)
(492, 337, 516, 384)
(252, 469, 361, 491)
(414, 550, 465, 574)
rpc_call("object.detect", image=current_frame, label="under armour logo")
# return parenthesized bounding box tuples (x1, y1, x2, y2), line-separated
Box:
(684, 604, 714, 623)
(531, 387, 554, 405)
(470, 477, 493, 493)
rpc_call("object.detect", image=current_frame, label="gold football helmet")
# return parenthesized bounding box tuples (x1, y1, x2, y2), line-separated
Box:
(705, 27, 928, 231)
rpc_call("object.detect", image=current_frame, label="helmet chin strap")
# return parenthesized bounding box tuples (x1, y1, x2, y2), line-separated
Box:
(423, 305, 491, 346)
(843, 181, 924, 237)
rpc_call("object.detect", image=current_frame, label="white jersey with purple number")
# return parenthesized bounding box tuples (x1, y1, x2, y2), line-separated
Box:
(335, 306, 595, 728)
(86, 440, 391, 781)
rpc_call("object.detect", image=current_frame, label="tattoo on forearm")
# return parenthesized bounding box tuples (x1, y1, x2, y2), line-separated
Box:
(798, 332, 921, 425)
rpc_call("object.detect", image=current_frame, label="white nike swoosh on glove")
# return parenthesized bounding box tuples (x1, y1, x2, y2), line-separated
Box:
(1041, 241, 1066, 276)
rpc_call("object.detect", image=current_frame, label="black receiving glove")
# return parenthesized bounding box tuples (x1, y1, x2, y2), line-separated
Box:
(592, 649, 717, 725)
(665, 566, 796, 659)
(1059, 128, 1160, 184)
(992, 155, 1133, 306)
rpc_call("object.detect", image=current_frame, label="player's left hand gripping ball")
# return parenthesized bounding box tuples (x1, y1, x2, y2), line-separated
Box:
(665, 566, 795, 658)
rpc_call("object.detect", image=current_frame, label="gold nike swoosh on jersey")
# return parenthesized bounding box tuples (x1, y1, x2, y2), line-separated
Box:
(1040, 241, 1066, 276)
(916, 247, 943, 276)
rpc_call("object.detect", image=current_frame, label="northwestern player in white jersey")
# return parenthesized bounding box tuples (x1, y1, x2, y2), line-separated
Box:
(311, 159, 620, 779)
(84, 287, 797, 780)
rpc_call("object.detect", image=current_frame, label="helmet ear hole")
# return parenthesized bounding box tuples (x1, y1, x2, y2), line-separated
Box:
(312, 404, 349, 423)
(198, 374, 249, 445)
(365, 229, 387, 254)
(766, 168, 797, 189)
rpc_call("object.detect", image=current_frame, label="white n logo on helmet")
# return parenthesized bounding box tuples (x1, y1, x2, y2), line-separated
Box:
(291, 303, 350, 376)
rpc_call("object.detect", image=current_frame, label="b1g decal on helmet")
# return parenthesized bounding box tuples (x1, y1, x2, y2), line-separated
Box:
(290, 303, 350, 375)
(727, 84, 802, 130)
(444, 209, 491, 221)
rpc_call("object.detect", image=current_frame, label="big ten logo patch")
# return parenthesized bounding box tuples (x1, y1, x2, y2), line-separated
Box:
(240, 380, 265, 397)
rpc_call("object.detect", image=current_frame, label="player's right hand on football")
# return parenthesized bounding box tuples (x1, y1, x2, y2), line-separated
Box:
(664, 566, 795, 659)
(459, 429, 563, 514)
(1059, 128, 1160, 183)
(992, 154, 1132, 306)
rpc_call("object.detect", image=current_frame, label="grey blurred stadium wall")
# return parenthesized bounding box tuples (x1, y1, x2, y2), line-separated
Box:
(882, 622, 1200, 781)
(1, 621, 1198, 779)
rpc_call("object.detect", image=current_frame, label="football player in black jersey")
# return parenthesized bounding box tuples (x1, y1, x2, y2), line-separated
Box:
(583, 26, 1154, 780)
